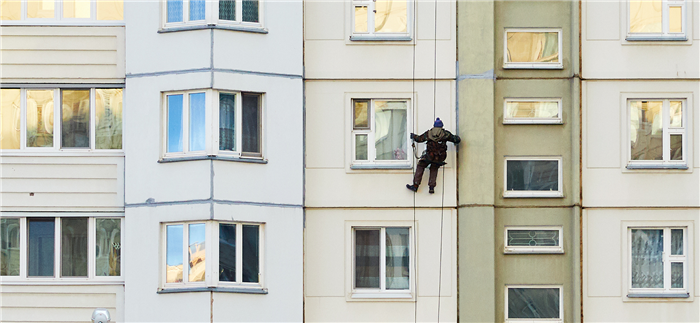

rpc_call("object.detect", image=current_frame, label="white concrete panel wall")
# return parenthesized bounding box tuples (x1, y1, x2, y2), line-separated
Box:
(0, 27, 125, 83)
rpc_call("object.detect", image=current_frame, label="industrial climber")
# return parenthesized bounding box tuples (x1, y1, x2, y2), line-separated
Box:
(406, 118, 461, 194)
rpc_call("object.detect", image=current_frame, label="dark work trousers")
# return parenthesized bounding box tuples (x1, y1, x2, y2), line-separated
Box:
(413, 159, 441, 188)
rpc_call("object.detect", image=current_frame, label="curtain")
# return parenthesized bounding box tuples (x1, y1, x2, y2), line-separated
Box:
(219, 93, 236, 151)
(355, 230, 380, 288)
(189, 0, 205, 20)
(95, 89, 123, 149)
(631, 229, 664, 288)
(385, 228, 409, 290)
(374, 101, 407, 161)
(167, 0, 183, 23)
(219, 0, 235, 20)
(242, 0, 258, 23)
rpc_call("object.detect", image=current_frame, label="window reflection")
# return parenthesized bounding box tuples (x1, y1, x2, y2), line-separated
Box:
(167, 95, 184, 153)
(63, 0, 91, 18)
(27, 90, 55, 148)
(61, 90, 91, 148)
(166, 225, 183, 283)
(27, 0, 55, 18)
(0, 89, 21, 149)
(506, 101, 559, 119)
(630, 0, 662, 33)
(61, 217, 88, 277)
(0, 218, 20, 276)
(242, 225, 259, 283)
(28, 218, 54, 277)
(188, 223, 205, 282)
(374, 0, 406, 33)
(96, 89, 123, 149)
(0, 0, 21, 20)
(630, 101, 663, 161)
(189, 93, 206, 152)
(96, 218, 121, 276)
(96, 0, 123, 20)
(507, 32, 559, 63)
(219, 224, 236, 282)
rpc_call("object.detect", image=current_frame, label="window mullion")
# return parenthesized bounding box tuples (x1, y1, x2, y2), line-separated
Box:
(208, 0, 217, 24)
(207, 90, 216, 155)
(183, 94, 190, 153)
(236, 0, 243, 23)
(368, 1, 375, 34)
(90, 88, 96, 150)
(88, 217, 95, 279)
(663, 1, 669, 35)
(236, 223, 243, 283)
(183, 223, 189, 284)
(183, 0, 190, 23)
(54, 89, 60, 150)
(662, 100, 670, 161)
(380, 227, 386, 291)
(236, 93, 243, 154)
(663, 228, 671, 290)
(19, 89, 26, 149)
(206, 221, 214, 286)
(54, 217, 61, 278)
(19, 218, 27, 278)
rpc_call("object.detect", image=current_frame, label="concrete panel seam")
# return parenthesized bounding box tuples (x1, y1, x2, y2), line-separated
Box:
(126, 68, 303, 79)
(457, 69, 495, 81)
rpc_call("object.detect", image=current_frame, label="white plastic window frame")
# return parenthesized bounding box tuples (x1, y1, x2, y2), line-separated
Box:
(0, 88, 124, 154)
(626, 0, 687, 41)
(626, 98, 687, 169)
(0, 0, 124, 25)
(349, 0, 413, 41)
(161, 0, 263, 30)
(0, 215, 124, 283)
(351, 226, 413, 299)
(162, 89, 212, 159)
(627, 226, 689, 298)
(505, 285, 564, 323)
(504, 226, 564, 254)
(503, 28, 563, 69)
(503, 156, 563, 198)
(351, 98, 412, 168)
(160, 220, 264, 290)
(503, 98, 563, 124)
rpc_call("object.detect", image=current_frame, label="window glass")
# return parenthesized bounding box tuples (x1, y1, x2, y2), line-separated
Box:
(61, 217, 88, 277)
(188, 223, 205, 282)
(219, 93, 236, 151)
(669, 6, 683, 33)
(63, 0, 91, 18)
(0, 0, 21, 20)
(189, 0, 205, 20)
(506, 160, 559, 192)
(505, 101, 559, 119)
(1, 89, 21, 149)
(96, 0, 123, 20)
(385, 227, 409, 290)
(374, 0, 406, 33)
(219, 223, 236, 282)
(630, 101, 663, 161)
(26, 90, 54, 148)
(219, 0, 235, 20)
(354, 6, 367, 33)
(242, 0, 258, 23)
(671, 229, 683, 255)
(167, 0, 183, 23)
(670, 134, 682, 160)
(374, 101, 407, 161)
(61, 90, 91, 148)
(630, 0, 663, 33)
(353, 100, 369, 129)
(95, 89, 123, 149)
(28, 218, 54, 277)
(167, 94, 184, 153)
(0, 218, 20, 276)
(242, 225, 259, 283)
(631, 229, 664, 288)
(166, 224, 183, 283)
(355, 229, 380, 288)
(507, 230, 559, 247)
(27, 0, 55, 18)
(508, 288, 560, 319)
(671, 262, 683, 288)
(355, 134, 368, 160)
(506, 32, 559, 63)
(670, 101, 682, 127)
(189, 92, 206, 152)
(95, 218, 120, 276)
(241, 94, 260, 154)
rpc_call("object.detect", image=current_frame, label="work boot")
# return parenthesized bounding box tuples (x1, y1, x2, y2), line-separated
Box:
(406, 184, 418, 192)
(429, 187, 435, 194)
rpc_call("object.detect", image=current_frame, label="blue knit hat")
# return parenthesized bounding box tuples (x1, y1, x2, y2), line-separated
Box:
(434, 118, 443, 128)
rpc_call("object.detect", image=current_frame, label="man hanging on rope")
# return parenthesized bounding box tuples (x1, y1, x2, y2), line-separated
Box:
(406, 118, 461, 194)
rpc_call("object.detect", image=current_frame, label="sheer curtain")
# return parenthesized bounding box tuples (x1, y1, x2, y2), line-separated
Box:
(631, 229, 664, 288)
(374, 101, 407, 161)
(385, 228, 409, 290)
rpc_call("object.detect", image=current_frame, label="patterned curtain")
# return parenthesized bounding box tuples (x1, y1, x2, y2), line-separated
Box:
(219, 0, 236, 20)
(355, 230, 380, 288)
(242, 0, 258, 22)
(219, 94, 236, 151)
(167, 0, 183, 23)
(189, 0, 205, 21)
(631, 229, 664, 288)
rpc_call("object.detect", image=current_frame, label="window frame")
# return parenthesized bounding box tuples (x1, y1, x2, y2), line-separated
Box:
(505, 285, 564, 323)
(161, 89, 264, 160)
(503, 156, 563, 198)
(626, 0, 687, 41)
(0, 87, 124, 153)
(503, 98, 563, 124)
(0, 0, 124, 25)
(626, 98, 687, 169)
(0, 215, 123, 283)
(349, 0, 413, 41)
(626, 226, 689, 298)
(350, 226, 413, 299)
(350, 98, 412, 169)
(503, 28, 563, 69)
(161, 0, 264, 30)
(504, 226, 564, 254)
(160, 220, 265, 291)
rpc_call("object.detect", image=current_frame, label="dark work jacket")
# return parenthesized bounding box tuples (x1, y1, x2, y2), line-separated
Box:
(414, 127, 460, 164)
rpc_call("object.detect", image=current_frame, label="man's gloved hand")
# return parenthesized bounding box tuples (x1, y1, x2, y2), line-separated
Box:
(410, 133, 417, 140)
(453, 135, 461, 144)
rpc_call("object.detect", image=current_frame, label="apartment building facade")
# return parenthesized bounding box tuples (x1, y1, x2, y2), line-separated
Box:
(303, 0, 458, 321)
(582, 1, 700, 321)
(457, 1, 581, 322)
(0, 0, 126, 321)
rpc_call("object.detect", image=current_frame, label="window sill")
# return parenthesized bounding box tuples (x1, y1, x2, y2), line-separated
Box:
(0, 280, 124, 286)
(0, 150, 124, 157)
(159, 24, 268, 34)
(351, 292, 412, 299)
(626, 164, 688, 170)
(158, 286, 267, 294)
(0, 22, 125, 27)
(503, 120, 563, 125)
(625, 36, 688, 42)
(503, 192, 564, 198)
(349, 35, 412, 41)
(504, 248, 564, 255)
(627, 293, 689, 298)
(503, 64, 563, 70)
(159, 155, 267, 164)
(350, 164, 413, 170)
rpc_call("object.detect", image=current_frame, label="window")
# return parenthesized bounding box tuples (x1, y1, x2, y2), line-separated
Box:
(162, 221, 263, 290)
(0, 0, 123, 23)
(0, 88, 123, 151)
(506, 286, 563, 322)
(352, 227, 411, 298)
(628, 227, 688, 296)
(628, 0, 686, 40)
(504, 29, 562, 69)
(163, 0, 261, 28)
(503, 99, 562, 124)
(352, 99, 410, 168)
(504, 157, 562, 198)
(504, 226, 563, 254)
(629, 99, 685, 168)
(351, 0, 410, 40)
(163, 90, 262, 159)
(0, 217, 122, 280)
